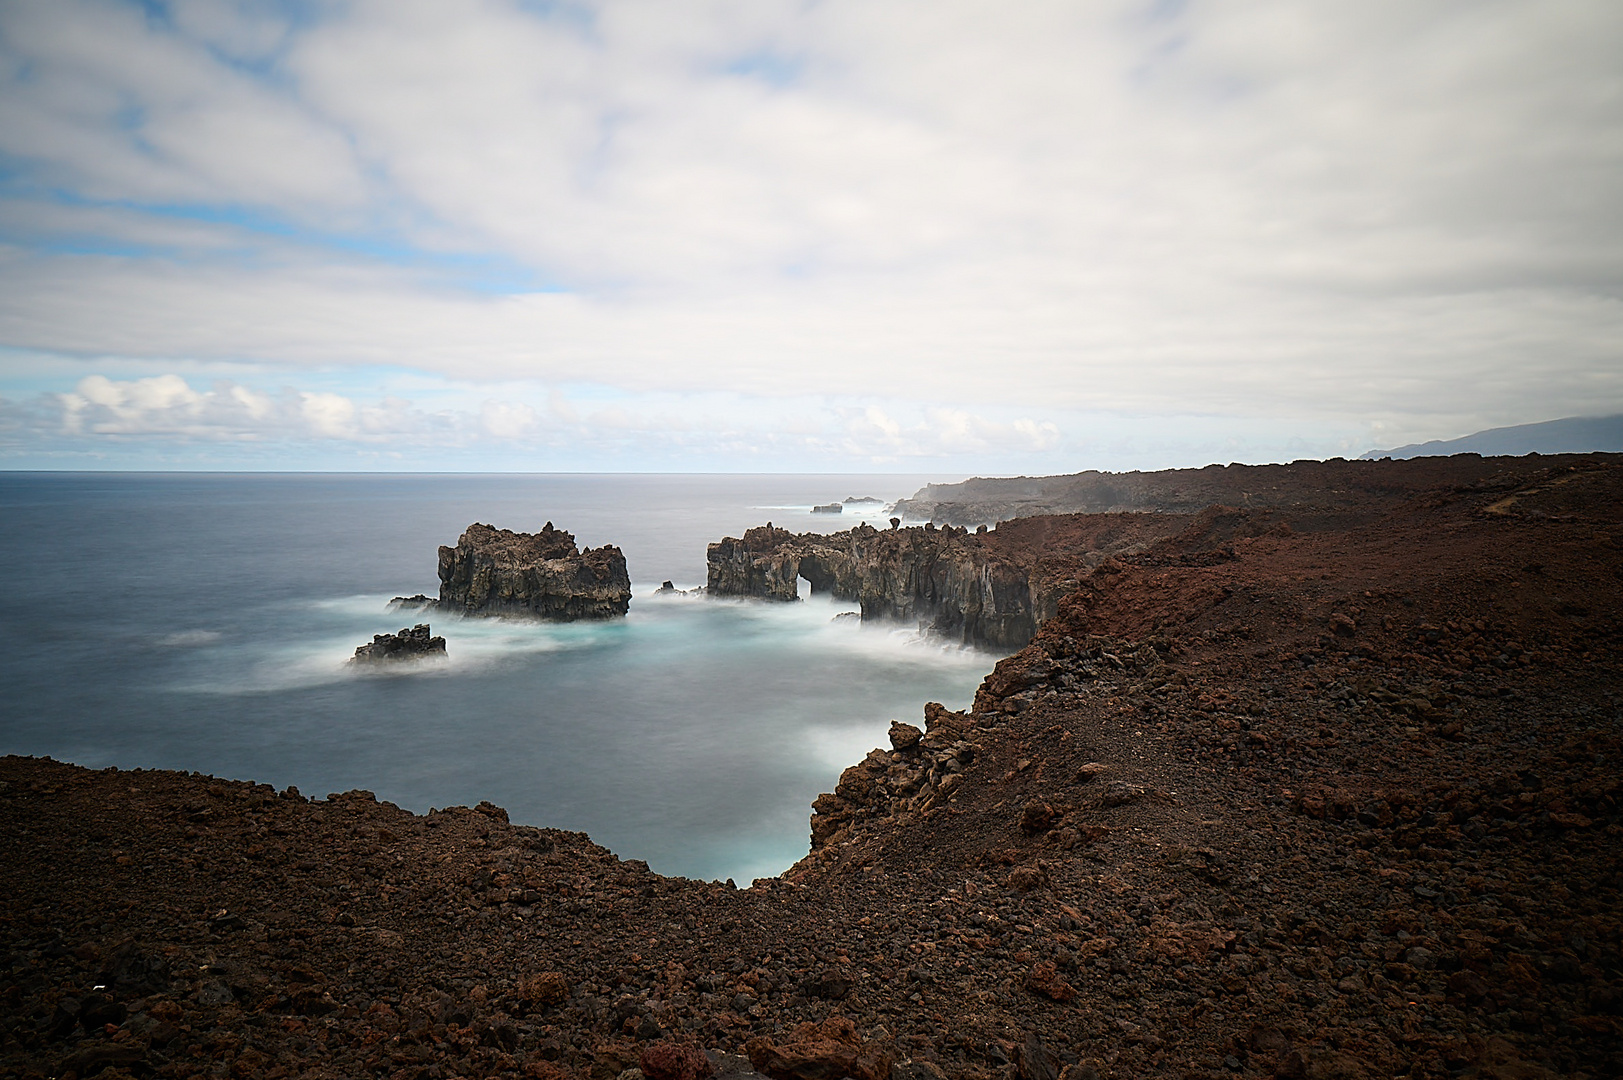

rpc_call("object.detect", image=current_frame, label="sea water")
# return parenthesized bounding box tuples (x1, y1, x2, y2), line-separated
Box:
(0, 473, 992, 883)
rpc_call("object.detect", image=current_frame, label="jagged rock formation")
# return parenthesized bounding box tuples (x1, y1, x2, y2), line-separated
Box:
(351, 624, 446, 663)
(808, 704, 981, 850)
(706, 523, 1044, 650)
(705, 510, 1279, 651)
(437, 522, 631, 620)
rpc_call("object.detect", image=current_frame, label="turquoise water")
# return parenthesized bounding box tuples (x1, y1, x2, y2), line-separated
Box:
(0, 473, 991, 883)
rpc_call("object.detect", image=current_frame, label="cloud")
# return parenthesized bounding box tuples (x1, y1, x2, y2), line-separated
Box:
(0, 0, 1619, 469)
(298, 391, 357, 439)
(481, 399, 538, 439)
(6, 361, 1408, 471)
(53, 373, 440, 443)
(837, 406, 1064, 460)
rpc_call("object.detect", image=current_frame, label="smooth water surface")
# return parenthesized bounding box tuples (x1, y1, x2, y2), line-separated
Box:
(0, 473, 989, 883)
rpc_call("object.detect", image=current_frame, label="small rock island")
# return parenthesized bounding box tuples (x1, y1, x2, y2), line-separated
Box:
(351, 623, 446, 663)
(437, 522, 632, 620)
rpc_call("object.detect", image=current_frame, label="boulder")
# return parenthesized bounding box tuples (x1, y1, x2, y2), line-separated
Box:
(746, 1016, 893, 1080)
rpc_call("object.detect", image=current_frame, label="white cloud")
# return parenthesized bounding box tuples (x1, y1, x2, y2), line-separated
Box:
(481, 399, 538, 439)
(298, 391, 357, 439)
(836, 405, 1065, 460)
(0, 0, 365, 213)
(0, 0, 1619, 468)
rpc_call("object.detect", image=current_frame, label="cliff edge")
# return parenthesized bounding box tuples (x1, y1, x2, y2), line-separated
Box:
(892, 451, 1623, 528)
(705, 511, 1286, 652)
(3, 458, 1621, 1080)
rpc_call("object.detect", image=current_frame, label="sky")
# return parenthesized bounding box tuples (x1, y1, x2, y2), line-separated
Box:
(0, 0, 1618, 473)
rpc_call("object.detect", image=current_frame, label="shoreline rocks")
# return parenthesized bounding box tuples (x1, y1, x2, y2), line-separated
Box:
(703, 512, 1261, 652)
(352, 623, 446, 662)
(4, 457, 1621, 1080)
(437, 522, 632, 620)
(704, 522, 1046, 650)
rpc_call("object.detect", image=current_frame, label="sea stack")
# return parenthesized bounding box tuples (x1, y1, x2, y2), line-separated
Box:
(352, 624, 446, 662)
(437, 522, 632, 620)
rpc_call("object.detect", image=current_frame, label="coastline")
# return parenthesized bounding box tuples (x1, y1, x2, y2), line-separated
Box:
(4, 457, 1622, 1079)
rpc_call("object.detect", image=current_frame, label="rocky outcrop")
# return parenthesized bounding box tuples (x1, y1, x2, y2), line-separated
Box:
(706, 522, 1046, 649)
(437, 522, 631, 620)
(808, 703, 980, 851)
(704, 513, 1246, 651)
(351, 624, 446, 663)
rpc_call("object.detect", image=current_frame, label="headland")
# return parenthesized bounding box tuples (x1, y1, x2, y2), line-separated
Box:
(3, 454, 1620, 1080)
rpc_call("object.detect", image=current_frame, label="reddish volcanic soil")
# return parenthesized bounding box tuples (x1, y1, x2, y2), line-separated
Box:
(3, 455, 1621, 1080)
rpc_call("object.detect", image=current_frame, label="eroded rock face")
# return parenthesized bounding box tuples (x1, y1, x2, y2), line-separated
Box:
(705, 522, 1046, 650)
(351, 624, 446, 663)
(705, 507, 1314, 651)
(438, 522, 631, 620)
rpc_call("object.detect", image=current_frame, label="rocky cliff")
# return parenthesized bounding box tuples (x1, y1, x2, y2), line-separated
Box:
(4, 459, 1622, 1080)
(706, 522, 1051, 651)
(705, 511, 1257, 651)
(438, 522, 631, 620)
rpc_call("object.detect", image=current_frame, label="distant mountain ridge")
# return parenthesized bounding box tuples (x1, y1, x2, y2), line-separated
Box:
(1362, 415, 1623, 459)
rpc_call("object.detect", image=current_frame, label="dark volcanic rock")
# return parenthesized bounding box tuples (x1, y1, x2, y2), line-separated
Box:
(438, 521, 632, 620)
(747, 1017, 893, 1080)
(892, 451, 1623, 527)
(704, 522, 1048, 649)
(352, 623, 446, 662)
(5, 457, 1623, 1080)
(705, 514, 1209, 650)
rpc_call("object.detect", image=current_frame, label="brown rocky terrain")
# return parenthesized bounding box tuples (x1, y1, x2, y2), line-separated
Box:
(4, 455, 1622, 1080)
(431, 523, 631, 620)
(890, 453, 1620, 530)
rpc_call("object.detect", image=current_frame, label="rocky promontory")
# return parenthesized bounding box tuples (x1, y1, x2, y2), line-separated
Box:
(705, 510, 1286, 651)
(3, 456, 1621, 1080)
(437, 522, 632, 620)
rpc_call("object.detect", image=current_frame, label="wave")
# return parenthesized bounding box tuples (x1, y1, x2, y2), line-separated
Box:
(167, 595, 619, 694)
(155, 629, 223, 647)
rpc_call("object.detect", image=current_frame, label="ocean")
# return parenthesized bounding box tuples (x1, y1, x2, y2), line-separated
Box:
(0, 473, 993, 884)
